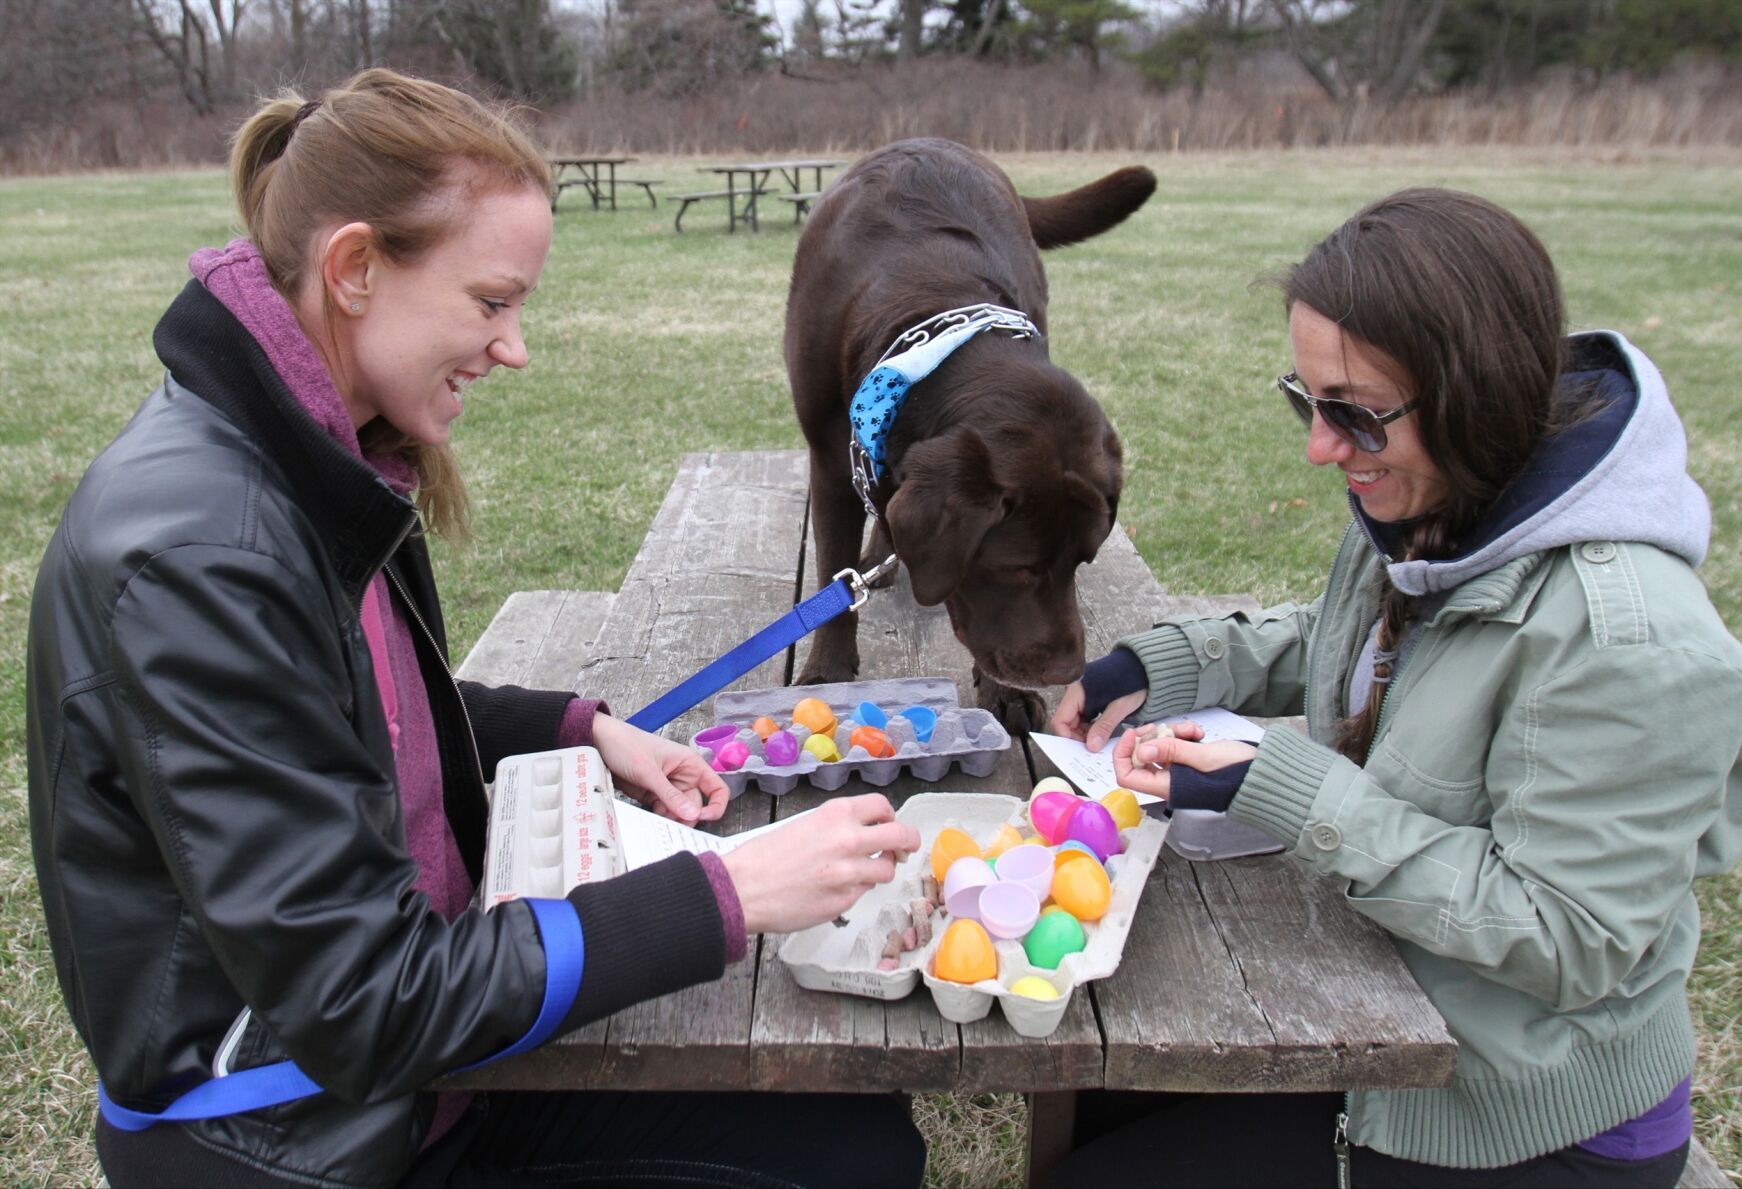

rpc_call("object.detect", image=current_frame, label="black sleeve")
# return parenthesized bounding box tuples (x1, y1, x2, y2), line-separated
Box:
(1081, 646, 1148, 720)
(1168, 760, 1253, 813)
(459, 680, 576, 775)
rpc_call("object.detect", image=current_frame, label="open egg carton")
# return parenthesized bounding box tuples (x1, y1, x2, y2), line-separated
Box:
(689, 677, 1011, 797)
(779, 791, 1167, 1038)
(477, 746, 623, 910)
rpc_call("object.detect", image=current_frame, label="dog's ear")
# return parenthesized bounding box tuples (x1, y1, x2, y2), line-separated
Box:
(884, 427, 1005, 607)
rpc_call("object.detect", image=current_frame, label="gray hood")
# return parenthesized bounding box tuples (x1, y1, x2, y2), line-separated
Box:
(1382, 331, 1711, 598)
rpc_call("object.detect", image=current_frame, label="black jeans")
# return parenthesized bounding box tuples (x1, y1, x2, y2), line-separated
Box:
(404, 1089, 926, 1188)
(1040, 1092, 1690, 1189)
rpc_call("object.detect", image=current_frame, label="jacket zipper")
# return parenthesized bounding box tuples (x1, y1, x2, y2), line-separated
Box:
(383, 564, 489, 796)
(1305, 519, 1361, 725)
(1334, 1107, 1351, 1188)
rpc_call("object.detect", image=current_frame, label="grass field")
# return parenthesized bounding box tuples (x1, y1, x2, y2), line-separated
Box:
(2, 147, 1738, 1186)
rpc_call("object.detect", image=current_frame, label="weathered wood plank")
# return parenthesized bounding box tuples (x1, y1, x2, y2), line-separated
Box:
(1680, 1138, 1731, 1189)
(447, 452, 808, 1090)
(453, 590, 616, 686)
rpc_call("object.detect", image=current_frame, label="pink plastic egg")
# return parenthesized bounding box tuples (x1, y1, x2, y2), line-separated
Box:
(711, 740, 750, 772)
(1029, 790, 1084, 845)
(1063, 801, 1122, 861)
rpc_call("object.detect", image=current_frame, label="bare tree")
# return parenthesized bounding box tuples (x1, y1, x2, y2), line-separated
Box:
(1270, 0, 1448, 102)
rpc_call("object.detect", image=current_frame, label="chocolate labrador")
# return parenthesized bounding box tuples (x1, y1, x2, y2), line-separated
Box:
(785, 138, 1154, 732)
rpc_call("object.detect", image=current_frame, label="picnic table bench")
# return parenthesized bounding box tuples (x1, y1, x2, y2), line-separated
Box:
(441, 449, 1472, 1178)
(777, 191, 822, 221)
(548, 156, 658, 212)
(671, 188, 770, 233)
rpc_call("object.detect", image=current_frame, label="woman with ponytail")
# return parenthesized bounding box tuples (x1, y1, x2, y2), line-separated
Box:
(1047, 188, 1741, 1187)
(27, 69, 923, 1187)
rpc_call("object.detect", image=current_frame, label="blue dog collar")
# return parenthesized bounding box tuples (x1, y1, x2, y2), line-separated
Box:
(849, 303, 1040, 514)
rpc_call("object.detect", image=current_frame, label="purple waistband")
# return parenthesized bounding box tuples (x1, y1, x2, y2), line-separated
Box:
(1575, 1076, 1691, 1162)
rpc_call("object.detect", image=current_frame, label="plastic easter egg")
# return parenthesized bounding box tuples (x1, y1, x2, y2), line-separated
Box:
(793, 697, 837, 735)
(803, 733, 840, 763)
(1022, 911, 1087, 969)
(1040, 904, 1070, 917)
(898, 705, 937, 744)
(752, 716, 779, 740)
(1009, 975, 1061, 1001)
(978, 880, 1041, 940)
(983, 823, 1025, 860)
(849, 725, 896, 758)
(1053, 840, 1100, 869)
(1064, 802, 1123, 862)
(1029, 790, 1084, 845)
(694, 724, 737, 753)
(1101, 787, 1143, 830)
(1051, 857, 1112, 921)
(930, 826, 984, 883)
(994, 844, 1056, 900)
(934, 919, 998, 985)
(855, 700, 889, 729)
(942, 856, 997, 918)
(764, 729, 799, 766)
(1032, 776, 1075, 797)
(710, 740, 750, 772)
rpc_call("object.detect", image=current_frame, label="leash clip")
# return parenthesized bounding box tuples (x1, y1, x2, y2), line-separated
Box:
(834, 554, 899, 611)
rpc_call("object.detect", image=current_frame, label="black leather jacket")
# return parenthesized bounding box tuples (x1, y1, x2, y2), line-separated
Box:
(27, 282, 725, 1186)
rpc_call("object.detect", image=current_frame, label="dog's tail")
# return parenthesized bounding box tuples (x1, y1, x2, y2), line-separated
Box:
(1023, 166, 1157, 250)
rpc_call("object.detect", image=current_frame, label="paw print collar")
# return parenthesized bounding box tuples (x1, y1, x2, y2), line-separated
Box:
(848, 303, 1040, 515)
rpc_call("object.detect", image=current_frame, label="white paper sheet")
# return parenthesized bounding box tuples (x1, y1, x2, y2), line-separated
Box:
(1029, 708, 1266, 804)
(613, 800, 815, 871)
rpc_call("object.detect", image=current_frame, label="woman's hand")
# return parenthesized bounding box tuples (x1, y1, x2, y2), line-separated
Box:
(1111, 721, 1256, 802)
(590, 713, 730, 825)
(721, 794, 921, 935)
(1049, 684, 1147, 753)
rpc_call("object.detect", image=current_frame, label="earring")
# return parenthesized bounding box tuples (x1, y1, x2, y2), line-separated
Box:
(350, 302, 360, 313)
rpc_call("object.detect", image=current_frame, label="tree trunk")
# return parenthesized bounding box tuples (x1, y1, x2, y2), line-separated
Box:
(898, 0, 922, 59)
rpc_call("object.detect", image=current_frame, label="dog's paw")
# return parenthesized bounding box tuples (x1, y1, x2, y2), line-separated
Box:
(796, 652, 859, 688)
(974, 676, 1048, 737)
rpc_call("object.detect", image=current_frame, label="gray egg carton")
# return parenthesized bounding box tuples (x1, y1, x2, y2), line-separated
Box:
(691, 677, 1012, 797)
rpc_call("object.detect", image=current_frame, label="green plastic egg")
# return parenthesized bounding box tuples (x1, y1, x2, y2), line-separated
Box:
(1022, 910, 1086, 970)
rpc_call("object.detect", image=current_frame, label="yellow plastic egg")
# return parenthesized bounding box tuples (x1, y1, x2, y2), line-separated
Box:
(793, 697, 837, 735)
(1051, 856, 1112, 921)
(930, 826, 984, 884)
(983, 824, 1025, 860)
(803, 733, 840, 762)
(1009, 976, 1061, 1001)
(1101, 787, 1143, 830)
(934, 919, 998, 985)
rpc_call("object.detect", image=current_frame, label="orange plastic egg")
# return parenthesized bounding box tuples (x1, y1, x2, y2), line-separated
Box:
(1051, 856, 1112, 921)
(751, 716, 779, 740)
(849, 725, 896, 758)
(930, 826, 984, 883)
(1101, 787, 1143, 830)
(983, 823, 1025, 860)
(793, 698, 837, 735)
(934, 919, 998, 985)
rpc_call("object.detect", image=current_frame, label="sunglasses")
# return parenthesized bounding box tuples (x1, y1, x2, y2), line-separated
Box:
(1277, 372, 1418, 453)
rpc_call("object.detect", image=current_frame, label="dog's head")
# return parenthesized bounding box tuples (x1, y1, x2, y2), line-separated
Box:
(883, 373, 1122, 691)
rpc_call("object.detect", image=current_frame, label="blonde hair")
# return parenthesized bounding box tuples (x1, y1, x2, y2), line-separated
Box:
(228, 68, 553, 541)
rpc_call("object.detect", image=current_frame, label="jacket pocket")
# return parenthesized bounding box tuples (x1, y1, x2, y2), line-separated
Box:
(1368, 737, 1490, 827)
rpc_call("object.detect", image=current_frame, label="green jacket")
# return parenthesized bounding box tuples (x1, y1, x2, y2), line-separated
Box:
(1120, 334, 1742, 1167)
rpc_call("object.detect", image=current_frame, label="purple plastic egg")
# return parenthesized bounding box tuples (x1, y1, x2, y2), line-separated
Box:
(711, 740, 751, 772)
(694, 724, 738, 752)
(763, 728, 799, 766)
(1063, 801, 1123, 861)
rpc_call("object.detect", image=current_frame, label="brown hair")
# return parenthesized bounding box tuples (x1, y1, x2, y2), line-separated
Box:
(228, 68, 553, 541)
(1282, 187, 1568, 761)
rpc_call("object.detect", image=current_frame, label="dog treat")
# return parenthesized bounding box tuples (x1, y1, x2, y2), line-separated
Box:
(877, 957, 900, 971)
(920, 874, 940, 907)
(902, 926, 918, 951)
(881, 929, 904, 962)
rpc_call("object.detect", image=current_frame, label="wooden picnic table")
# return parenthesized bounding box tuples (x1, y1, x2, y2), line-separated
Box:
(548, 155, 641, 212)
(443, 450, 1456, 1178)
(694, 158, 846, 232)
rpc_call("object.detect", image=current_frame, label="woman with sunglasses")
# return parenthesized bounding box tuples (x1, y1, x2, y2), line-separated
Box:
(1047, 187, 1741, 1187)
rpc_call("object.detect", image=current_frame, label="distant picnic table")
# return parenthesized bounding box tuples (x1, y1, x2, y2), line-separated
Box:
(548, 156, 659, 212)
(673, 158, 847, 233)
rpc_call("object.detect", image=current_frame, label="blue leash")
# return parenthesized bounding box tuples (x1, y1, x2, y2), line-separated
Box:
(626, 555, 897, 733)
(99, 559, 896, 1129)
(99, 897, 584, 1130)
